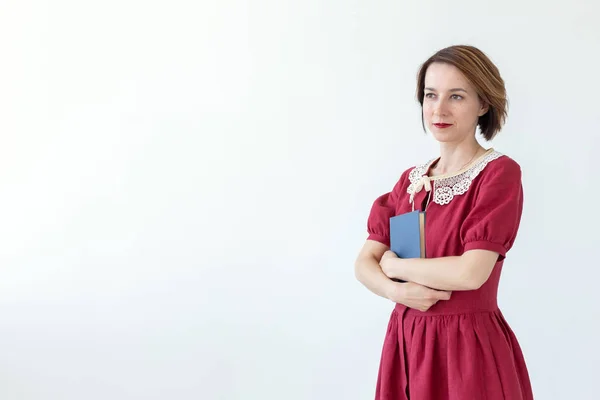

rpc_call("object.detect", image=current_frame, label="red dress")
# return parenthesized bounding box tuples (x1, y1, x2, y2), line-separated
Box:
(366, 149, 534, 400)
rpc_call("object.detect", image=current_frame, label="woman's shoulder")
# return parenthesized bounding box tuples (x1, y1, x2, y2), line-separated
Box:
(478, 150, 522, 180)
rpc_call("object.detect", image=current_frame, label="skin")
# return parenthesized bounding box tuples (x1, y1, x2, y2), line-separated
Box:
(354, 62, 500, 312)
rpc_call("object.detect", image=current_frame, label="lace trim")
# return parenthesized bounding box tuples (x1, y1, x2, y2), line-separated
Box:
(407, 150, 504, 205)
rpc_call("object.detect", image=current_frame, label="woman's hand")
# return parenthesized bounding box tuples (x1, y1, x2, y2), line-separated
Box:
(380, 250, 401, 279)
(380, 250, 452, 311)
(386, 281, 452, 312)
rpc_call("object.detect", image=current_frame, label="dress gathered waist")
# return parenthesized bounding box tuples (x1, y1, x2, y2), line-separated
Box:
(394, 302, 500, 317)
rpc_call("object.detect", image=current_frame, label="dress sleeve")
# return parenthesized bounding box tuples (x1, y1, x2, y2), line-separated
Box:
(366, 172, 407, 247)
(459, 158, 524, 261)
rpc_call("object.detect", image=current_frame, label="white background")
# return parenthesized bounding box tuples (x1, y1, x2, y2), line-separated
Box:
(1, 1, 599, 399)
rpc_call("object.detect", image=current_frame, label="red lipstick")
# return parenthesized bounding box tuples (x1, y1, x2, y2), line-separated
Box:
(433, 123, 452, 128)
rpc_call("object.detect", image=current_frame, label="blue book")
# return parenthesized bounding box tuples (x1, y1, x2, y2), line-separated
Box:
(389, 210, 426, 259)
(389, 210, 426, 283)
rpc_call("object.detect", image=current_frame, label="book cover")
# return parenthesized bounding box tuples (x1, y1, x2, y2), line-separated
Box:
(388, 210, 426, 283)
(389, 210, 426, 259)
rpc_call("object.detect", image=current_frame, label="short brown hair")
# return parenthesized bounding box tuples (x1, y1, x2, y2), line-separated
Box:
(416, 45, 508, 141)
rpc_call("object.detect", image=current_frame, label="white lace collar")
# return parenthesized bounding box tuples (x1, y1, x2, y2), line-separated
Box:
(407, 149, 504, 206)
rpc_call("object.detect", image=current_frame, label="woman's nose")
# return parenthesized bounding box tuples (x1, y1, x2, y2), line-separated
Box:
(433, 100, 449, 116)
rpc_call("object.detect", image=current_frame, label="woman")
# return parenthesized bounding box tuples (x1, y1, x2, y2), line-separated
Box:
(354, 45, 534, 400)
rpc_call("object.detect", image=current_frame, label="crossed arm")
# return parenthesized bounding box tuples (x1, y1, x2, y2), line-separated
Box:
(379, 248, 500, 291)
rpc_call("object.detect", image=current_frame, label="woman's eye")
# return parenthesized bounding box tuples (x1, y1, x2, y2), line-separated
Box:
(425, 93, 435, 98)
(451, 94, 463, 100)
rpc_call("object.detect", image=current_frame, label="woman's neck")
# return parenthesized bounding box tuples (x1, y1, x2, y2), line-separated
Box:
(430, 141, 487, 176)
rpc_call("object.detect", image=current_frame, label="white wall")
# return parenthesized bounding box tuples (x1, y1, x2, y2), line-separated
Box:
(0, 1, 598, 399)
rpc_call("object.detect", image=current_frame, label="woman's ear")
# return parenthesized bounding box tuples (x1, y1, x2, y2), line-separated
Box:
(478, 101, 489, 116)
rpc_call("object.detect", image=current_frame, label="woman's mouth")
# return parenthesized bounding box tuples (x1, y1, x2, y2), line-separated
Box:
(433, 123, 452, 129)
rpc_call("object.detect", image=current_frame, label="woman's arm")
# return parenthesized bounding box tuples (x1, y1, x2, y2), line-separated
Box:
(380, 249, 499, 291)
(354, 240, 397, 300)
(355, 241, 452, 311)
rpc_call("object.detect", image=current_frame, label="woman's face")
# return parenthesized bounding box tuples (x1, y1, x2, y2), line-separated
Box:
(422, 62, 488, 144)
